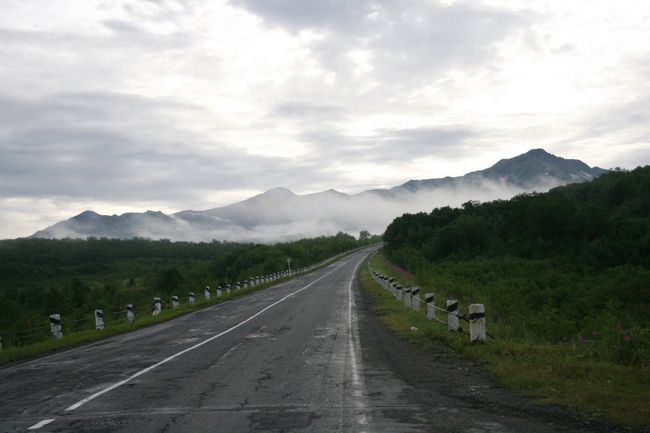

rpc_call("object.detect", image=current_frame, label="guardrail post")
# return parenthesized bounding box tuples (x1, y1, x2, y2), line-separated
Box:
(188, 292, 195, 304)
(152, 297, 162, 315)
(447, 300, 459, 331)
(403, 288, 412, 308)
(411, 287, 420, 311)
(425, 294, 435, 320)
(469, 304, 486, 342)
(49, 314, 63, 339)
(95, 310, 104, 330)
(395, 284, 403, 302)
(204, 286, 211, 300)
(216, 286, 223, 297)
(172, 296, 179, 309)
(126, 304, 134, 322)
(226, 284, 232, 294)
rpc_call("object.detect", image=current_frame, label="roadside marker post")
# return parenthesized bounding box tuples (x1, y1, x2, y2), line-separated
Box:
(49, 314, 63, 339)
(94, 310, 104, 330)
(126, 304, 134, 323)
(171, 296, 179, 309)
(411, 287, 420, 311)
(216, 287, 223, 297)
(152, 298, 162, 316)
(447, 300, 459, 331)
(204, 286, 211, 300)
(403, 287, 412, 309)
(469, 304, 486, 342)
(188, 292, 195, 304)
(424, 294, 435, 320)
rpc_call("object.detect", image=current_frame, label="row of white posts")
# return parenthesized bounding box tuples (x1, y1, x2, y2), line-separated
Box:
(14, 266, 315, 344)
(368, 266, 487, 342)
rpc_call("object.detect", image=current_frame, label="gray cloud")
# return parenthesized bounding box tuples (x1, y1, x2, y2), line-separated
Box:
(0, 92, 335, 205)
(299, 124, 477, 163)
(230, 0, 528, 84)
(272, 101, 343, 120)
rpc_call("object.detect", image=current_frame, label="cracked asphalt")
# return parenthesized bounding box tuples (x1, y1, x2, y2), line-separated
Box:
(1, 247, 643, 433)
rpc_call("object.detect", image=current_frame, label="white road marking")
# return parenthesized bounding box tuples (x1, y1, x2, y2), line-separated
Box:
(27, 419, 55, 430)
(346, 258, 369, 428)
(64, 260, 351, 412)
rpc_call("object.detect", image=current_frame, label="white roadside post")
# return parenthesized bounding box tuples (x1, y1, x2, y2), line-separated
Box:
(171, 296, 179, 309)
(446, 300, 459, 331)
(94, 310, 105, 330)
(395, 285, 403, 302)
(216, 286, 223, 297)
(424, 294, 436, 320)
(152, 297, 162, 315)
(226, 284, 232, 295)
(126, 304, 135, 323)
(411, 287, 420, 311)
(403, 288, 412, 308)
(49, 314, 63, 339)
(469, 304, 486, 342)
(188, 292, 196, 304)
(204, 286, 211, 300)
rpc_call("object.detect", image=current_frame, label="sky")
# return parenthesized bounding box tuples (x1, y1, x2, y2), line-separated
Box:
(1, 0, 650, 239)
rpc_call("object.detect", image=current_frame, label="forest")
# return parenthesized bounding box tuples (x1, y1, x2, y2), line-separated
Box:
(383, 166, 650, 364)
(0, 232, 379, 347)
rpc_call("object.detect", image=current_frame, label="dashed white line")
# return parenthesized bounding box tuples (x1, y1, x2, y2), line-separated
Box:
(64, 260, 350, 412)
(27, 419, 55, 430)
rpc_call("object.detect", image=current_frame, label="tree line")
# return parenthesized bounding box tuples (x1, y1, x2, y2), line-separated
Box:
(0, 232, 380, 345)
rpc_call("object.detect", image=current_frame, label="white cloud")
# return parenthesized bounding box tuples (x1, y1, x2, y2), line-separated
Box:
(0, 0, 649, 238)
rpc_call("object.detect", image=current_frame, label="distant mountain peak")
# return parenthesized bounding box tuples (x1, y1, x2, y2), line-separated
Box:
(72, 210, 100, 221)
(30, 148, 607, 242)
(263, 187, 296, 196)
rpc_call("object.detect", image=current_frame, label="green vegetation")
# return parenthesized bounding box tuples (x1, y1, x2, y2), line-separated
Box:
(383, 167, 650, 364)
(372, 166, 650, 425)
(361, 256, 650, 426)
(0, 232, 380, 357)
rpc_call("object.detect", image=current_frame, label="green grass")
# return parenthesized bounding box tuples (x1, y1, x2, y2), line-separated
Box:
(0, 283, 264, 365)
(363, 252, 650, 427)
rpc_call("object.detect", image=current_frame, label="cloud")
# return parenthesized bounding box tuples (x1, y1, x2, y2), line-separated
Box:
(230, 0, 528, 85)
(0, 92, 334, 205)
(298, 124, 477, 163)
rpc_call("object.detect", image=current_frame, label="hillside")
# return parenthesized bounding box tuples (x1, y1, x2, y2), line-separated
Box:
(383, 166, 650, 364)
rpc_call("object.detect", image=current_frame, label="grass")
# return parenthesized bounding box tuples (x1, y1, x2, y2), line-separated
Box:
(0, 283, 269, 366)
(0, 248, 362, 366)
(363, 251, 650, 428)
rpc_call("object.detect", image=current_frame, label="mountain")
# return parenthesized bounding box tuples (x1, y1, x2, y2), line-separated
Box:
(31, 149, 607, 242)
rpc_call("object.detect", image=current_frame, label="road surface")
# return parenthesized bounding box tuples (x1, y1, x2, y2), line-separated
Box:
(0, 248, 631, 432)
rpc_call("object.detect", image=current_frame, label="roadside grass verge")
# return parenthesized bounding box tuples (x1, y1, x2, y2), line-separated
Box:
(0, 283, 269, 366)
(362, 252, 650, 428)
(0, 248, 362, 366)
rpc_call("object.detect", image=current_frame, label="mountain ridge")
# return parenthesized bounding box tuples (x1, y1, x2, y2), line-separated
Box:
(31, 149, 607, 242)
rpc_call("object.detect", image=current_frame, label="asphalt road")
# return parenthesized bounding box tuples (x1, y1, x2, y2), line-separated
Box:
(0, 247, 635, 433)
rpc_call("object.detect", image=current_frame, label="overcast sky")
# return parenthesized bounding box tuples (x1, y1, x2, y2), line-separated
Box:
(2, 0, 650, 238)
